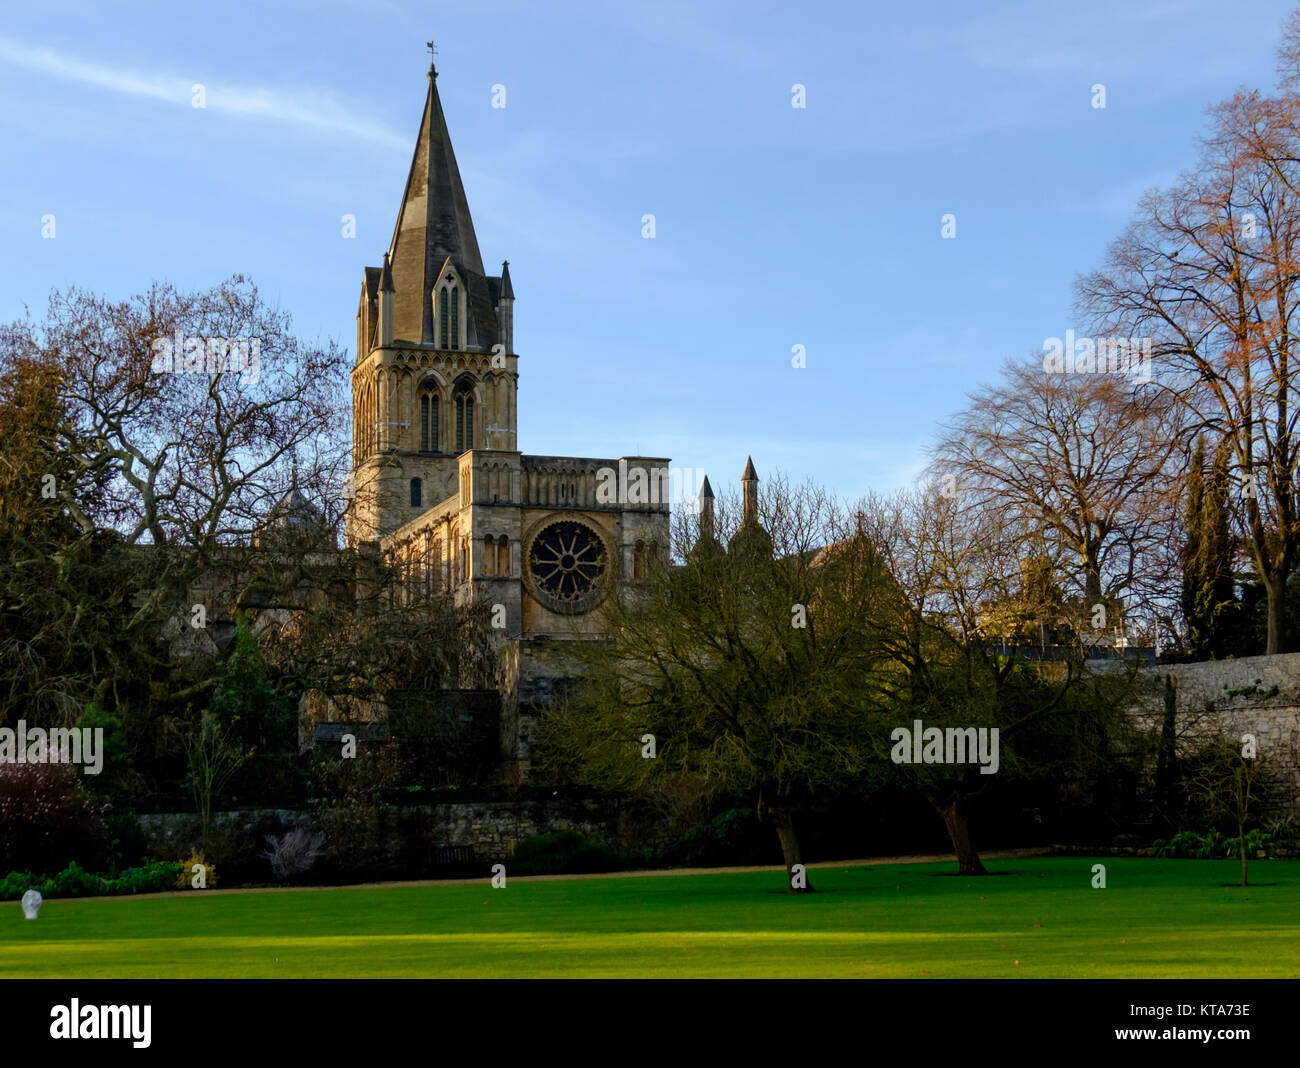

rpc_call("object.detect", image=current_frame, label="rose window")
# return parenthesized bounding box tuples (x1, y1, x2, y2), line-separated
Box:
(524, 520, 611, 614)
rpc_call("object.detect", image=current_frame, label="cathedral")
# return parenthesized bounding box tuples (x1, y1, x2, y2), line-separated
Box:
(343, 58, 676, 777)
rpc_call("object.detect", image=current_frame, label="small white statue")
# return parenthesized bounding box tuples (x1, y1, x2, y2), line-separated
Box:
(20, 890, 42, 920)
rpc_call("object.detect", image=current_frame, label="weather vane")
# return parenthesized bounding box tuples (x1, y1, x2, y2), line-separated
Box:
(427, 40, 437, 77)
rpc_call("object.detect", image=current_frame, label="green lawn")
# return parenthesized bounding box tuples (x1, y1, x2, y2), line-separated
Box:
(1, 856, 1297, 978)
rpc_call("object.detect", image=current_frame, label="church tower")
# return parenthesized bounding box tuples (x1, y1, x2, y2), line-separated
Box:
(347, 56, 519, 546)
(342, 50, 672, 779)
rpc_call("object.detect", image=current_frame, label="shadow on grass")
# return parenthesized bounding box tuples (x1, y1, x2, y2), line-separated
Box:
(926, 871, 1023, 878)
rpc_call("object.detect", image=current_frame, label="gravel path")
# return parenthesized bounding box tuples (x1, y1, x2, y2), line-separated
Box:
(7, 846, 1052, 903)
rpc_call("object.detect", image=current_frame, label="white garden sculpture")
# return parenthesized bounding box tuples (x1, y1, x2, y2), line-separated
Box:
(20, 889, 42, 919)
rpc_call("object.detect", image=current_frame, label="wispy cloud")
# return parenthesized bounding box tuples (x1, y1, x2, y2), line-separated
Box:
(0, 37, 406, 148)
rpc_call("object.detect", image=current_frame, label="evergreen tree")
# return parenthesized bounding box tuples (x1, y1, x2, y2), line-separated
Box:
(1181, 437, 1243, 657)
(210, 613, 297, 801)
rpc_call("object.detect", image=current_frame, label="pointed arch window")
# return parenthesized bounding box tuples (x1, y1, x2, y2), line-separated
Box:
(454, 384, 474, 453)
(419, 387, 439, 452)
(439, 280, 461, 350)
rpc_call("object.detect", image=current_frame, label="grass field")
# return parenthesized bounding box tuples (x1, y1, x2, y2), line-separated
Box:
(1, 856, 1297, 978)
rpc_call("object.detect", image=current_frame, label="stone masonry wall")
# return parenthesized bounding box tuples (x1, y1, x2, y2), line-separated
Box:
(138, 795, 667, 880)
(1130, 652, 1300, 816)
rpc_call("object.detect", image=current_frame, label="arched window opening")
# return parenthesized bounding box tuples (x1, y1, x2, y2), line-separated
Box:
(450, 286, 459, 351)
(439, 286, 450, 348)
(419, 390, 439, 452)
(455, 387, 474, 453)
(496, 535, 509, 577)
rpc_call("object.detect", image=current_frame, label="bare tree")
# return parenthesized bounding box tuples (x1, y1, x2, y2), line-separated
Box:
(0, 276, 350, 715)
(1188, 733, 1277, 887)
(175, 712, 250, 853)
(930, 359, 1185, 646)
(858, 481, 1144, 875)
(1078, 44, 1300, 653)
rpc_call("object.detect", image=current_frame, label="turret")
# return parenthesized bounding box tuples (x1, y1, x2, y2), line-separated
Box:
(496, 260, 514, 354)
(378, 252, 395, 348)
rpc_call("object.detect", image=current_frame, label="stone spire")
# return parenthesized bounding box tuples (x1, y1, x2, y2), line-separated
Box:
(699, 474, 715, 541)
(385, 61, 496, 347)
(741, 456, 758, 526)
(730, 457, 771, 559)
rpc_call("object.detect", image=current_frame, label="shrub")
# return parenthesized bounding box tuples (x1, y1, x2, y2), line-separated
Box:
(104, 809, 148, 875)
(0, 860, 180, 900)
(509, 830, 618, 876)
(1266, 816, 1300, 843)
(0, 762, 108, 873)
(111, 861, 182, 895)
(261, 826, 326, 880)
(1153, 827, 1274, 859)
(0, 869, 39, 900)
(46, 860, 107, 897)
(311, 745, 405, 880)
(670, 806, 774, 868)
(175, 851, 217, 889)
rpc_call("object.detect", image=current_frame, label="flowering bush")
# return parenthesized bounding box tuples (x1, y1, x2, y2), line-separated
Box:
(0, 762, 108, 874)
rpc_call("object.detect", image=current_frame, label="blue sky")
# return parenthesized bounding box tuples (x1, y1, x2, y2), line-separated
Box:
(2, 0, 1295, 505)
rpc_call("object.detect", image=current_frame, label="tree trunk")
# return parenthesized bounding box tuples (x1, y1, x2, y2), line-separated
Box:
(1083, 551, 1103, 604)
(1154, 674, 1178, 831)
(757, 793, 813, 893)
(1238, 811, 1248, 888)
(1266, 575, 1285, 655)
(925, 790, 987, 875)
